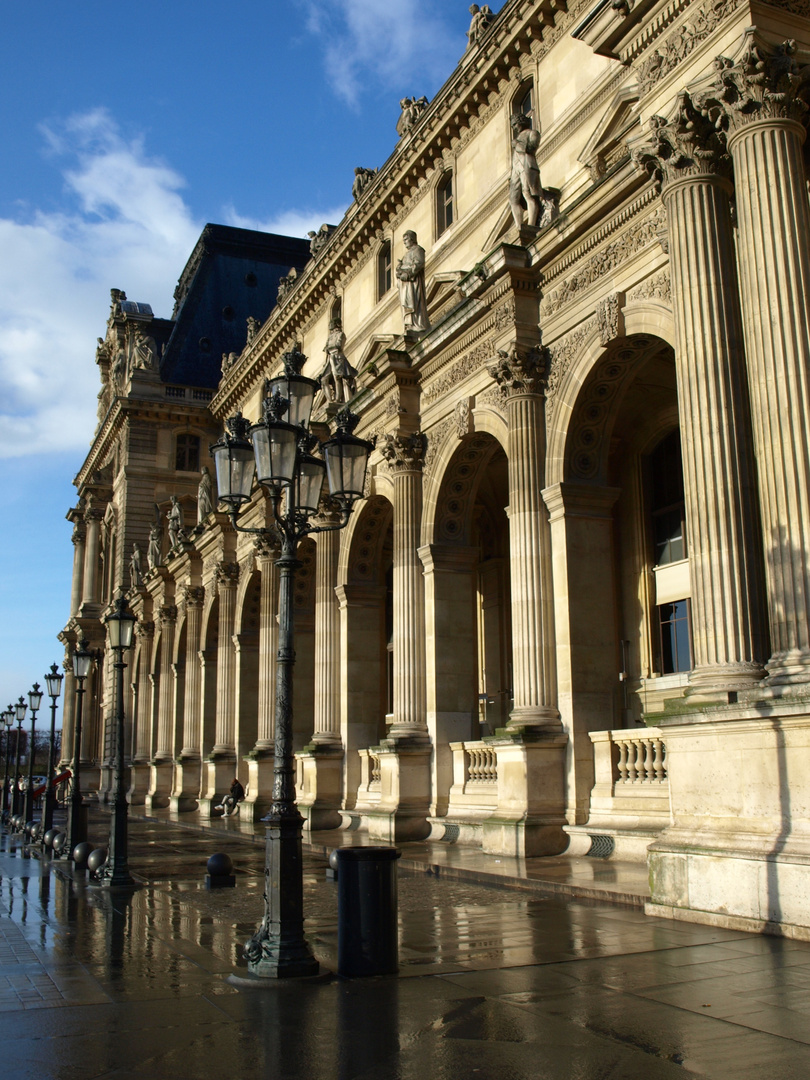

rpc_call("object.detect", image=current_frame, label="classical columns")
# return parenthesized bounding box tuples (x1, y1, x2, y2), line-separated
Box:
(70, 521, 86, 617)
(129, 620, 154, 804)
(633, 91, 768, 693)
(311, 516, 341, 746)
(699, 32, 810, 682)
(81, 502, 105, 611)
(380, 433, 429, 742)
(171, 586, 204, 812)
(488, 343, 559, 729)
(254, 540, 279, 752)
(212, 561, 239, 755)
(154, 605, 177, 761)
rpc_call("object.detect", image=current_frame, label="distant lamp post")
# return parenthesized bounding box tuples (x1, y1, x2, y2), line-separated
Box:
(2, 709, 13, 821)
(43, 664, 64, 834)
(67, 639, 94, 854)
(12, 697, 27, 819)
(23, 683, 43, 823)
(100, 591, 137, 889)
(212, 347, 373, 978)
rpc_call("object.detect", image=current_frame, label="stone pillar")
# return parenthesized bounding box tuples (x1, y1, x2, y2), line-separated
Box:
(172, 586, 204, 811)
(482, 343, 568, 858)
(81, 503, 104, 612)
(200, 561, 239, 815)
(70, 523, 86, 617)
(298, 518, 343, 831)
(700, 32, 810, 682)
(633, 90, 768, 693)
(146, 604, 176, 809)
(128, 620, 154, 804)
(244, 539, 278, 821)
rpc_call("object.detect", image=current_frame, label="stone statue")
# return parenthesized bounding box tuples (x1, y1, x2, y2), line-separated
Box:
(277, 267, 298, 303)
(130, 542, 143, 589)
(352, 166, 377, 200)
(466, 4, 494, 48)
(221, 351, 238, 375)
(95, 337, 110, 365)
(318, 319, 358, 403)
(147, 523, 163, 570)
(398, 96, 429, 137)
(167, 495, 186, 549)
(197, 466, 214, 523)
(307, 224, 332, 259)
(110, 289, 126, 318)
(396, 231, 430, 333)
(131, 326, 158, 370)
(112, 346, 128, 388)
(509, 113, 543, 229)
(246, 316, 260, 345)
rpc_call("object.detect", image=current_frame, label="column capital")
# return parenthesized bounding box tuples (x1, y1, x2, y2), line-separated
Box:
(158, 604, 178, 626)
(215, 560, 240, 587)
(182, 584, 205, 608)
(71, 524, 86, 545)
(487, 341, 549, 397)
(633, 91, 731, 192)
(696, 30, 810, 138)
(136, 620, 155, 640)
(253, 531, 281, 561)
(380, 431, 427, 471)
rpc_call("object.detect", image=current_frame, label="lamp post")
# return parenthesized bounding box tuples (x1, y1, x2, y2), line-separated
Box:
(22, 683, 43, 824)
(2, 709, 13, 821)
(12, 698, 27, 819)
(67, 639, 94, 854)
(100, 591, 137, 889)
(43, 664, 64, 835)
(211, 346, 372, 978)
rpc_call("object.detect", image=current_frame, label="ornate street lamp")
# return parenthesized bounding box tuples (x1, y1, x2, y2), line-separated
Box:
(2, 709, 13, 821)
(100, 591, 137, 889)
(67, 640, 94, 854)
(212, 347, 373, 979)
(43, 664, 64, 834)
(23, 683, 43, 823)
(12, 697, 27, 819)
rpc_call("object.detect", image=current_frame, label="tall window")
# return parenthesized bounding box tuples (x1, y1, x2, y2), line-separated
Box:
(650, 430, 686, 565)
(436, 171, 454, 237)
(331, 296, 342, 325)
(517, 83, 534, 122)
(176, 433, 200, 472)
(377, 241, 392, 299)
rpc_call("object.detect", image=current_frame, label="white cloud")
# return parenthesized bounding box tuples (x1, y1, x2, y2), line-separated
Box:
(299, 0, 460, 106)
(223, 202, 350, 239)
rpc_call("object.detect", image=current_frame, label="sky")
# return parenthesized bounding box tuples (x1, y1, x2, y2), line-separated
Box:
(0, 0, 483, 719)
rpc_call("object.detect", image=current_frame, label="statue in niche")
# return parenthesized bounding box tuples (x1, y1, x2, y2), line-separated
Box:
(466, 4, 494, 48)
(396, 231, 430, 333)
(307, 224, 332, 259)
(318, 319, 357, 404)
(352, 166, 377, 200)
(167, 495, 186, 549)
(130, 542, 144, 589)
(131, 326, 158, 370)
(509, 113, 543, 229)
(246, 316, 260, 345)
(147, 522, 163, 570)
(398, 96, 428, 137)
(197, 466, 214, 523)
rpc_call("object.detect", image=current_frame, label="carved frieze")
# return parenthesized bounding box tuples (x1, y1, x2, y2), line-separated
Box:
(422, 419, 455, 476)
(545, 319, 599, 420)
(597, 293, 623, 346)
(636, 0, 741, 96)
(424, 338, 496, 404)
(628, 271, 672, 303)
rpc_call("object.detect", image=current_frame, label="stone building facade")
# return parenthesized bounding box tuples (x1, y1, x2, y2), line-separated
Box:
(61, 0, 810, 939)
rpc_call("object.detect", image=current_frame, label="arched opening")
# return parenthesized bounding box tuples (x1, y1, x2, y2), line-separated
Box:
(200, 597, 219, 759)
(235, 571, 260, 781)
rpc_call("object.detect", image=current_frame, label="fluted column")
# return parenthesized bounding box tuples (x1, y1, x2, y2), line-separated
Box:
(155, 605, 177, 759)
(488, 344, 559, 730)
(180, 587, 204, 756)
(380, 433, 428, 741)
(699, 32, 810, 681)
(70, 522, 86, 617)
(634, 92, 768, 692)
(254, 539, 279, 751)
(311, 512, 341, 745)
(134, 622, 155, 761)
(212, 561, 239, 754)
(81, 502, 104, 609)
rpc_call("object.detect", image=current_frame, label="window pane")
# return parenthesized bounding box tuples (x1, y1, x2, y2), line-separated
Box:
(659, 600, 692, 674)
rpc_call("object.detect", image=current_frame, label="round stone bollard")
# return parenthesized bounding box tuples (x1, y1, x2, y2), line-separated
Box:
(72, 841, 94, 868)
(326, 848, 340, 881)
(87, 848, 108, 877)
(205, 852, 235, 890)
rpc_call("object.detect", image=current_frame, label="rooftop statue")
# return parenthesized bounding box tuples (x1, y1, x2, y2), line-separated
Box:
(318, 319, 358, 404)
(147, 522, 163, 570)
(246, 315, 260, 345)
(396, 231, 430, 334)
(398, 96, 429, 137)
(168, 495, 186, 549)
(466, 4, 494, 48)
(277, 267, 298, 304)
(307, 224, 333, 259)
(352, 166, 378, 200)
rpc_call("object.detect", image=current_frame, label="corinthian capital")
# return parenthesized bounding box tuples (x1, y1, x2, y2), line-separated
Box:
(697, 31, 810, 134)
(632, 91, 730, 191)
(380, 431, 427, 471)
(215, 560, 240, 587)
(487, 342, 549, 396)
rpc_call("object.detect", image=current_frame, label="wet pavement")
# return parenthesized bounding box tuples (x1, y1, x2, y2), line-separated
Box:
(1, 812, 809, 1079)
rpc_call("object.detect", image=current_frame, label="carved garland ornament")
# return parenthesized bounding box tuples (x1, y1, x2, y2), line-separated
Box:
(636, 0, 741, 96)
(545, 318, 599, 420)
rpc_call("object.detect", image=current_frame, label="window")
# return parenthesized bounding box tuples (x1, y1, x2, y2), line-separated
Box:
(436, 171, 454, 237)
(377, 241, 392, 299)
(649, 430, 686, 565)
(331, 296, 342, 325)
(659, 600, 692, 673)
(176, 433, 200, 472)
(516, 83, 534, 122)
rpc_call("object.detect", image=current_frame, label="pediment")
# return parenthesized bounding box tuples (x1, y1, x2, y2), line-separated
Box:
(356, 335, 396, 373)
(426, 272, 465, 321)
(579, 85, 640, 182)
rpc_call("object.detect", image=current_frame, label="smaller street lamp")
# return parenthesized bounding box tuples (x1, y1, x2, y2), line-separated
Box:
(43, 664, 64, 834)
(100, 591, 137, 888)
(2, 708, 13, 821)
(67, 640, 94, 855)
(12, 698, 27, 819)
(23, 683, 43, 824)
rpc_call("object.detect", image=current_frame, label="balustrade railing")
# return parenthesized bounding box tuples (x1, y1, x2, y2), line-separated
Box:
(613, 733, 667, 785)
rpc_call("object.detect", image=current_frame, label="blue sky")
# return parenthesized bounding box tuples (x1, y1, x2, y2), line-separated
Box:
(0, 1, 482, 718)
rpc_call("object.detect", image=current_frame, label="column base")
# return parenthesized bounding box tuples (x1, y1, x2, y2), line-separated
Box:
(482, 730, 568, 857)
(241, 750, 275, 822)
(170, 755, 201, 812)
(297, 744, 344, 832)
(145, 759, 174, 810)
(365, 741, 431, 842)
(505, 705, 562, 733)
(127, 761, 150, 805)
(765, 648, 810, 686)
(198, 754, 237, 818)
(686, 662, 766, 699)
